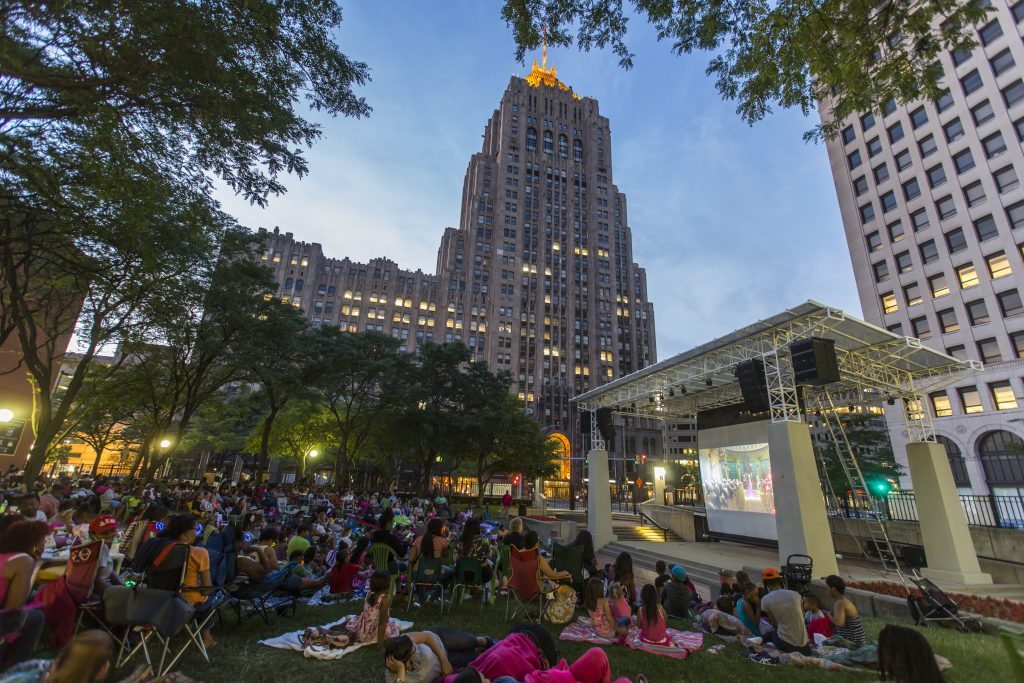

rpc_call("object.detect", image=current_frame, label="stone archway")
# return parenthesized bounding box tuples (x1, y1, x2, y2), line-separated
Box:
(549, 431, 571, 480)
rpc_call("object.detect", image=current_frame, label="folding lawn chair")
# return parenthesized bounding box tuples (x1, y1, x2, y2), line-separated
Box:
(505, 547, 548, 623)
(407, 556, 446, 610)
(369, 543, 401, 596)
(142, 543, 225, 675)
(907, 574, 979, 631)
(783, 554, 813, 592)
(445, 558, 488, 614)
(227, 564, 298, 626)
(66, 541, 112, 637)
(551, 543, 585, 596)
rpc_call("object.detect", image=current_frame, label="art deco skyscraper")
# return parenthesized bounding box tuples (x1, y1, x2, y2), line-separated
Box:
(824, 0, 1024, 499)
(260, 48, 659, 482)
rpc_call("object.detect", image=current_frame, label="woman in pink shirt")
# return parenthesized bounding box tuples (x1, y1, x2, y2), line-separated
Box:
(638, 584, 668, 645)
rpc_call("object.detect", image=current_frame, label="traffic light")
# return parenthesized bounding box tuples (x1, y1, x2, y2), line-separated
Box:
(512, 474, 520, 486)
(640, 454, 647, 464)
(869, 479, 892, 497)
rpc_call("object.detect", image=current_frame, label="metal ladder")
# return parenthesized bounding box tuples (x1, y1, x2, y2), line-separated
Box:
(814, 390, 903, 577)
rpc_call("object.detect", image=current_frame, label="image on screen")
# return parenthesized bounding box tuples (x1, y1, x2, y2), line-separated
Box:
(699, 443, 778, 540)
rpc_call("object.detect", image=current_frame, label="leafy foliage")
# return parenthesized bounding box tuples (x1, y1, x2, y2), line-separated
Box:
(501, 0, 989, 139)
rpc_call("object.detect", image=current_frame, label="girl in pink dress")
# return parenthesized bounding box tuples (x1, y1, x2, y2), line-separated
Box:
(638, 584, 668, 645)
(607, 582, 631, 628)
(346, 571, 400, 645)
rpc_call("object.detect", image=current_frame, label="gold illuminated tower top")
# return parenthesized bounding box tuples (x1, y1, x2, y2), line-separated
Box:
(524, 26, 580, 99)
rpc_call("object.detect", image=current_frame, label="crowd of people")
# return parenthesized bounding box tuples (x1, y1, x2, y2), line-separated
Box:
(0, 472, 951, 683)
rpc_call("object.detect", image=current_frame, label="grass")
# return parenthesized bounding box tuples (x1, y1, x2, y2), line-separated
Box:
(167, 597, 1016, 683)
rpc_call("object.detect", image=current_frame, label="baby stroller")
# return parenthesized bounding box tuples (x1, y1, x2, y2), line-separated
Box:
(907, 575, 981, 632)
(783, 554, 813, 592)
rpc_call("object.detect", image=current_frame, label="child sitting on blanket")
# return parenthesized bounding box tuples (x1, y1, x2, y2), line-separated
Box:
(802, 593, 826, 623)
(344, 570, 401, 646)
(608, 582, 631, 625)
(699, 596, 753, 638)
(584, 578, 627, 639)
(638, 584, 669, 645)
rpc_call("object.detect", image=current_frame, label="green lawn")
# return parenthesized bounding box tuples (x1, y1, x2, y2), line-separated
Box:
(169, 599, 1013, 683)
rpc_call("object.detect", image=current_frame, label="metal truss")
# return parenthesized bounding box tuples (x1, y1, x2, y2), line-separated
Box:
(573, 302, 980, 430)
(581, 406, 605, 451)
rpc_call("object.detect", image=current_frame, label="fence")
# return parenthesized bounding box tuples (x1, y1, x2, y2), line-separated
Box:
(544, 481, 645, 514)
(827, 490, 1024, 530)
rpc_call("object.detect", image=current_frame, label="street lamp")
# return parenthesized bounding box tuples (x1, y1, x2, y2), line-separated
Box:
(309, 449, 319, 458)
(0, 409, 13, 424)
(159, 439, 171, 449)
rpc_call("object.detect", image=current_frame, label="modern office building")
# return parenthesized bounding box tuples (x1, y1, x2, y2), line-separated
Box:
(260, 48, 660, 483)
(823, 0, 1024, 499)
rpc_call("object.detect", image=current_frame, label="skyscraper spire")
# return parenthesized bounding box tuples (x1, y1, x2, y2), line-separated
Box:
(542, 25, 548, 70)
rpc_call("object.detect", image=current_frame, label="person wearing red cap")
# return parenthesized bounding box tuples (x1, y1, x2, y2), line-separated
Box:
(759, 567, 811, 655)
(89, 514, 121, 597)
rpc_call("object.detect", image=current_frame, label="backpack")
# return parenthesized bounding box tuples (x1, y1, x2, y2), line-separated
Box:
(545, 584, 577, 624)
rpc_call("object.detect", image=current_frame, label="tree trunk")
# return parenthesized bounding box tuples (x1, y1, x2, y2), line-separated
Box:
(253, 407, 279, 485)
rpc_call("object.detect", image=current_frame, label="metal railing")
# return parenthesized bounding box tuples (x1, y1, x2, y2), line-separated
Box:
(827, 490, 1024, 530)
(665, 486, 704, 508)
(639, 511, 669, 541)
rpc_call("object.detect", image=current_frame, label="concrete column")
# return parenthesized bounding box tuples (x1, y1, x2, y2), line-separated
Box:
(769, 421, 840, 576)
(653, 465, 667, 506)
(906, 441, 992, 585)
(587, 449, 617, 549)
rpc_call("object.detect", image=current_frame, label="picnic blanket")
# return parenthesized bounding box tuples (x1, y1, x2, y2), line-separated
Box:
(259, 615, 414, 660)
(559, 620, 703, 660)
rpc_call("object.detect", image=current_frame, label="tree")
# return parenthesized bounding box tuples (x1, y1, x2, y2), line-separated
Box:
(2, 1, 371, 484)
(813, 411, 902, 499)
(252, 400, 337, 481)
(309, 329, 404, 490)
(501, 0, 989, 139)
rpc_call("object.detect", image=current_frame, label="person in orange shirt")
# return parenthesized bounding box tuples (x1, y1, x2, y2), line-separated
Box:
(161, 515, 214, 648)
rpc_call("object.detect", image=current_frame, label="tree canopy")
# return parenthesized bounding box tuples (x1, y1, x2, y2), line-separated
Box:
(501, 0, 989, 139)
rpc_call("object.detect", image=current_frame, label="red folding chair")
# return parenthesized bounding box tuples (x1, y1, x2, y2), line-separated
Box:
(504, 547, 548, 623)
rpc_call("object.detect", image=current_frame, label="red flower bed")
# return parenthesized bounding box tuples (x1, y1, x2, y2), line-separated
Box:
(847, 580, 1024, 623)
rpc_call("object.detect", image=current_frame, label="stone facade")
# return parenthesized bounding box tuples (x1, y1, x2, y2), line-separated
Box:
(258, 57, 660, 482)
(823, 0, 1024, 498)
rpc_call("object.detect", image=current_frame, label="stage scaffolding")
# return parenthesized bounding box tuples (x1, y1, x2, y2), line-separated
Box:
(572, 300, 981, 575)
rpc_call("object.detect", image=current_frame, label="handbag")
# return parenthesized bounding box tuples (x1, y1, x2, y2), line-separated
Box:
(544, 584, 577, 624)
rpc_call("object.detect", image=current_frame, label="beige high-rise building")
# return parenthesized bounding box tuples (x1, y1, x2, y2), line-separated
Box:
(259, 51, 659, 484)
(824, 0, 1024, 507)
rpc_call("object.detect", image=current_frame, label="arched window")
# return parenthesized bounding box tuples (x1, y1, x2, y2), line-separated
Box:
(977, 430, 1024, 487)
(285, 278, 293, 289)
(327, 286, 336, 295)
(543, 130, 553, 154)
(573, 139, 583, 162)
(526, 128, 537, 151)
(318, 284, 326, 295)
(936, 435, 970, 487)
(294, 279, 304, 291)
(558, 134, 568, 158)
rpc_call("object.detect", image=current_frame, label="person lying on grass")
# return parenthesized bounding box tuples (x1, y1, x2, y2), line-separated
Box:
(383, 628, 492, 683)
(699, 596, 754, 638)
(449, 643, 644, 683)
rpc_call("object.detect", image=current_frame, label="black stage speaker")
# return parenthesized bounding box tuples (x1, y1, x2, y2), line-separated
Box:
(734, 358, 771, 413)
(580, 409, 591, 434)
(596, 407, 616, 445)
(789, 337, 841, 386)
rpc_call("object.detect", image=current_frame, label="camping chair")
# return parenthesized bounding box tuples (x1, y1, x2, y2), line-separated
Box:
(505, 547, 548, 623)
(227, 561, 298, 626)
(551, 543, 585, 596)
(783, 554, 813, 593)
(368, 543, 402, 597)
(67, 541, 113, 637)
(497, 544, 512, 593)
(907, 574, 978, 631)
(999, 627, 1024, 681)
(406, 556, 446, 610)
(142, 543, 225, 675)
(445, 558, 488, 614)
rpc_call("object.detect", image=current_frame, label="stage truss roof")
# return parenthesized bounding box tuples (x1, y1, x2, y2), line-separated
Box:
(572, 300, 980, 421)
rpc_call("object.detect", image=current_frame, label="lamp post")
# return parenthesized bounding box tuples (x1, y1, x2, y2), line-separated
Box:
(0, 409, 13, 424)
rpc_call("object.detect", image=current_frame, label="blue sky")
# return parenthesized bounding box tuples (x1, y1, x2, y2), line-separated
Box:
(215, 1, 861, 360)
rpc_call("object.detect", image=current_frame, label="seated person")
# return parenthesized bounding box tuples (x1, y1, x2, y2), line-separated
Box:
(660, 564, 693, 619)
(521, 531, 570, 588)
(825, 575, 866, 646)
(699, 596, 753, 637)
(802, 593, 826, 623)
(288, 549, 310, 577)
(0, 629, 114, 683)
(341, 571, 400, 646)
(759, 568, 811, 655)
(0, 516, 47, 671)
(501, 518, 525, 550)
(88, 515, 122, 598)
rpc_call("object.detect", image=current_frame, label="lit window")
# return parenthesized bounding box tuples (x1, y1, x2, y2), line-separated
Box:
(991, 381, 1018, 411)
(930, 392, 953, 417)
(958, 263, 979, 289)
(958, 386, 984, 414)
(988, 251, 1012, 279)
(881, 292, 899, 314)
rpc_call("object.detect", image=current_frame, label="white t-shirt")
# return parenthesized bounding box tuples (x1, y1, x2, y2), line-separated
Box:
(384, 643, 441, 683)
(761, 588, 808, 647)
